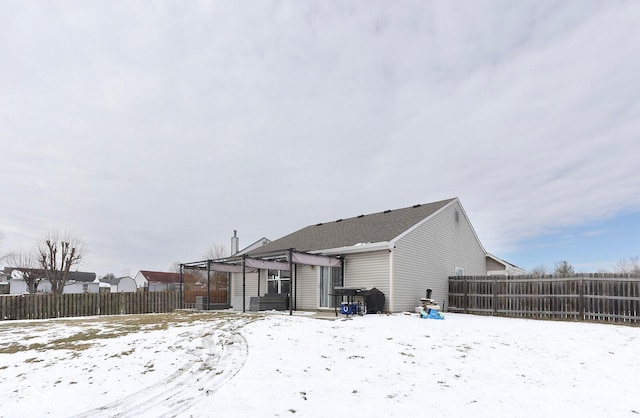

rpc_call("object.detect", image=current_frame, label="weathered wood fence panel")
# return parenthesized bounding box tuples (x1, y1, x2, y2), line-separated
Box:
(0, 291, 182, 321)
(182, 289, 228, 309)
(449, 274, 640, 325)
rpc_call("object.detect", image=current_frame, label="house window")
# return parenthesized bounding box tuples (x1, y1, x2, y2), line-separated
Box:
(82, 283, 89, 293)
(455, 267, 464, 276)
(267, 270, 290, 295)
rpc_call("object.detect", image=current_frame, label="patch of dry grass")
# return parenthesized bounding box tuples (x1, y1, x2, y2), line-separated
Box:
(0, 311, 260, 354)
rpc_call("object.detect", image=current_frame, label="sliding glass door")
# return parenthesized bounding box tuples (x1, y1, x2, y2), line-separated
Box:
(319, 266, 342, 308)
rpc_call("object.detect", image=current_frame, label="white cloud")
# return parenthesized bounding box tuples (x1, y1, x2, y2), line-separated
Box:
(1, 1, 639, 274)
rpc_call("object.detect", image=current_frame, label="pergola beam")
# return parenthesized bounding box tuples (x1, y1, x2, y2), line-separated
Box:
(181, 249, 343, 314)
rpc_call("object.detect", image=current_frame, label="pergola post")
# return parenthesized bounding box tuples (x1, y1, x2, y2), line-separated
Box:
(206, 260, 211, 311)
(179, 264, 184, 310)
(289, 248, 294, 316)
(242, 255, 246, 313)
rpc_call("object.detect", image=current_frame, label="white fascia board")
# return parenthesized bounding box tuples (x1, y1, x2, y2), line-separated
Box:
(311, 241, 392, 256)
(486, 253, 525, 272)
(486, 253, 503, 263)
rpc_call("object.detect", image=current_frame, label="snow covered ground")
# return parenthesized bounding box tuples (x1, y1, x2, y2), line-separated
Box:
(1, 310, 639, 417)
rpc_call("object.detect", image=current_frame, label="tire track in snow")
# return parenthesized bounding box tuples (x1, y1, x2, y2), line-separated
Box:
(71, 315, 256, 418)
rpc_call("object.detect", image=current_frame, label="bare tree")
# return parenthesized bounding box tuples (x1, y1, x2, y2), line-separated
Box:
(168, 262, 181, 273)
(202, 244, 229, 261)
(101, 273, 117, 281)
(200, 244, 230, 292)
(553, 260, 575, 276)
(7, 250, 44, 293)
(36, 230, 87, 294)
(529, 264, 549, 276)
(616, 256, 640, 275)
(0, 230, 7, 263)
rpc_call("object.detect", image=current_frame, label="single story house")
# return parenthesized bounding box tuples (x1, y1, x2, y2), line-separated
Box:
(134, 270, 203, 291)
(39, 270, 99, 294)
(193, 197, 521, 313)
(486, 254, 526, 276)
(49, 280, 101, 294)
(6, 278, 28, 294)
(2, 268, 98, 294)
(99, 276, 137, 293)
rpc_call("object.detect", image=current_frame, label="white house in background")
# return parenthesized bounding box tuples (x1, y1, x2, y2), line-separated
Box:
(56, 280, 101, 294)
(215, 197, 520, 313)
(134, 270, 203, 291)
(7, 278, 28, 294)
(230, 230, 271, 256)
(99, 276, 137, 293)
(2, 268, 98, 294)
(486, 253, 526, 276)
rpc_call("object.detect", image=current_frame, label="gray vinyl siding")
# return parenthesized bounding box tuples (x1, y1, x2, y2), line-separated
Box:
(230, 270, 264, 310)
(486, 257, 505, 272)
(392, 201, 486, 312)
(292, 265, 318, 310)
(291, 252, 391, 311)
(343, 251, 391, 312)
(230, 271, 266, 296)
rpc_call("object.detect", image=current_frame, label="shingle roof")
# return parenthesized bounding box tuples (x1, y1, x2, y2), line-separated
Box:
(250, 198, 456, 255)
(100, 276, 134, 286)
(2, 268, 96, 282)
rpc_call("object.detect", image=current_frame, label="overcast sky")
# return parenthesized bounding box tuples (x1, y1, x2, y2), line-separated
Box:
(1, 1, 639, 276)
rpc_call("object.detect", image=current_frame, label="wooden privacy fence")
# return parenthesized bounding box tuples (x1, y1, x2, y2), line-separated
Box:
(183, 288, 228, 309)
(449, 274, 640, 324)
(0, 291, 182, 321)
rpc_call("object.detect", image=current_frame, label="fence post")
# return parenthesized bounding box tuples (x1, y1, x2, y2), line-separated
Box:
(578, 275, 584, 321)
(493, 277, 498, 316)
(463, 276, 468, 314)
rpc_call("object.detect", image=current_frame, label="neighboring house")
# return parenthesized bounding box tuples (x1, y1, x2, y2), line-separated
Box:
(7, 278, 28, 294)
(231, 232, 271, 256)
(3, 267, 47, 293)
(212, 197, 514, 313)
(134, 270, 203, 291)
(54, 280, 100, 294)
(0, 270, 9, 294)
(3, 268, 97, 294)
(99, 276, 137, 293)
(486, 253, 526, 276)
(41, 271, 98, 294)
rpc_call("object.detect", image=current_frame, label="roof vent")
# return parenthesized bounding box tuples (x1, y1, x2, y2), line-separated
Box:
(413, 204, 421, 208)
(316, 223, 323, 226)
(357, 214, 364, 218)
(336, 219, 343, 223)
(384, 209, 391, 213)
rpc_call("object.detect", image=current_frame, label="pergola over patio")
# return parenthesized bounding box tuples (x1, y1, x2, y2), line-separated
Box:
(180, 249, 342, 315)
